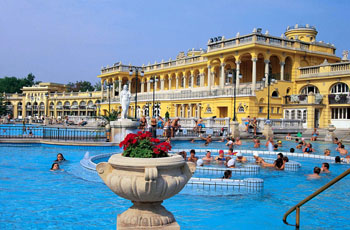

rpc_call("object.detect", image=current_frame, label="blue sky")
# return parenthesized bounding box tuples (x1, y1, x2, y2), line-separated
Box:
(0, 0, 349, 84)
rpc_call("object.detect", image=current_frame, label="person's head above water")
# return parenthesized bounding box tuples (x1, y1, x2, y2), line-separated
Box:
(56, 153, 65, 162)
(335, 156, 341, 163)
(277, 153, 284, 159)
(190, 149, 195, 155)
(314, 167, 321, 175)
(51, 163, 60, 171)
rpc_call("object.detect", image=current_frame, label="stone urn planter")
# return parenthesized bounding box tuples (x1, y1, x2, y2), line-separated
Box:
(97, 153, 196, 229)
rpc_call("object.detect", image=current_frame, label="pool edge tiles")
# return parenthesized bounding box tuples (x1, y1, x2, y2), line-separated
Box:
(184, 177, 264, 195)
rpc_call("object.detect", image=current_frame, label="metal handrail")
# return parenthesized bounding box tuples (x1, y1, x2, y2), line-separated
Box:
(283, 168, 350, 229)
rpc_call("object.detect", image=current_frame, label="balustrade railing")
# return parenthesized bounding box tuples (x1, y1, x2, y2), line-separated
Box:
(0, 125, 107, 142)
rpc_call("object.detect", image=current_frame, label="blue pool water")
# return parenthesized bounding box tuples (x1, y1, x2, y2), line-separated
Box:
(1, 140, 350, 229)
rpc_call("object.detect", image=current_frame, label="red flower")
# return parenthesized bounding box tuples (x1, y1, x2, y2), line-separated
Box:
(153, 148, 160, 154)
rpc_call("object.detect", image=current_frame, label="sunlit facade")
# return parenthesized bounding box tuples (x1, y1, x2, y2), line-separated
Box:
(4, 24, 350, 129)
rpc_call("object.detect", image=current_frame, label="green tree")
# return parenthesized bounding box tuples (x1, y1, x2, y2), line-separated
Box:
(67, 81, 95, 92)
(0, 73, 39, 93)
(94, 81, 101, 91)
(0, 94, 7, 116)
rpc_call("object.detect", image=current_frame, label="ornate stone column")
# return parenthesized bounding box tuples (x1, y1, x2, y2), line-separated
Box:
(235, 61, 241, 92)
(251, 58, 257, 94)
(181, 104, 185, 118)
(118, 80, 122, 96)
(141, 81, 144, 93)
(264, 59, 270, 87)
(200, 73, 204, 87)
(190, 74, 194, 88)
(220, 63, 226, 88)
(161, 79, 165, 91)
(101, 80, 104, 100)
(112, 81, 116, 98)
(147, 79, 151, 92)
(280, 61, 285, 81)
(207, 65, 212, 90)
(189, 104, 193, 118)
(176, 76, 179, 89)
(168, 77, 172, 90)
(174, 104, 178, 117)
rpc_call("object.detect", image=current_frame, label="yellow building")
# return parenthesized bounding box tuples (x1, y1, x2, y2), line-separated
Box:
(97, 24, 349, 129)
(4, 82, 101, 119)
(4, 24, 350, 129)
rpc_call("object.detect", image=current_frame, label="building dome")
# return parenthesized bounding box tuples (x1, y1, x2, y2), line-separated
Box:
(285, 24, 318, 42)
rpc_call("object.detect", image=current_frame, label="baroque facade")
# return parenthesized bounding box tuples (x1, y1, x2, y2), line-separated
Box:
(4, 24, 350, 129)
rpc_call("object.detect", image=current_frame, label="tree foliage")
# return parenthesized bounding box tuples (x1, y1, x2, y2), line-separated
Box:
(0, 94, 7, 116)
(0, 73, 39, 93)
(67, 80, 95, 92)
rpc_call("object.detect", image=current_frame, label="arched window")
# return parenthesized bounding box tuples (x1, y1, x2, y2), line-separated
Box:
(285, 110, 290, 119)
(300, 85, 319, 95)
(291, 110, 296, 119)
(188, 76, 192, 87)
(272, 91, 279, 97)
(196, 75, 200, 86)
(143, 105, 149, 117)
(330, 83, 349, 94)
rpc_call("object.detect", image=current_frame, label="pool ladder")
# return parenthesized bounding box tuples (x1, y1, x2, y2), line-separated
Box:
(283, 168, 350, 229)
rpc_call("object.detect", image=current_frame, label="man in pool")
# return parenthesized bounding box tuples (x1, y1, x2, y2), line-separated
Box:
(202, 151, 213, 161)
(235, 152, 247, 163)
(253, 152, 265, 164)
(235, 137, 242, 146)
(307, 167, 321, 179)
(187, 149, 198, 163)
(200, 134, 212, 146)
(338, 145, 348, 156)
(321, 163, 330, 173)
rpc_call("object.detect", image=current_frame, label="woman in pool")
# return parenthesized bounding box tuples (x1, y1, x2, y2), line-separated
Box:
(225, 138, 234, 149)
(54, 153, 66, 163)
(266, 137, 274, 151)
(50, 163, 63, 171)
(215, 150, 226, 161)
(324, 149, 331, 156)
(303, 143, 315, 154)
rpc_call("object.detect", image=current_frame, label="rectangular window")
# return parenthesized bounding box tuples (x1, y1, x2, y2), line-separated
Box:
(259, 107, 263, 113)
(271, 107, 274, 114)
(277, 107, 280, 114)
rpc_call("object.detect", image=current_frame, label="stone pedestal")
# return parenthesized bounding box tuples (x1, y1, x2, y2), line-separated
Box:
(325, 124, 336, 142)
(230, 121, 240, 139)
(262, 123, 274, 140)
(110, 119, 140, 143)
(117, 202, 180, 230)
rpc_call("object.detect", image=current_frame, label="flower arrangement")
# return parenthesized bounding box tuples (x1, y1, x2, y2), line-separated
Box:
(119, 131, 171, 158)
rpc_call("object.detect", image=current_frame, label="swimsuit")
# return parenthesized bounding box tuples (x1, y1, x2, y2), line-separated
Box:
(217, 157, 226, 161)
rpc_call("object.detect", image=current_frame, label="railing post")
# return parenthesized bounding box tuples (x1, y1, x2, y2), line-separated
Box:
(296, 206, 300, 229)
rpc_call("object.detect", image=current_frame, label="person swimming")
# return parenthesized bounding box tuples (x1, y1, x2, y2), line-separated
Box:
(54, 153, 66, 163)
(222, 170, 232, 179)
(307, 167, 321, 179)
(215, 150, 226, 161)
(50, 163, 63, 171)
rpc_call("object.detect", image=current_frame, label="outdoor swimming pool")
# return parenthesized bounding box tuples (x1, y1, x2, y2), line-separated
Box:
(1, 140, 350, 229)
